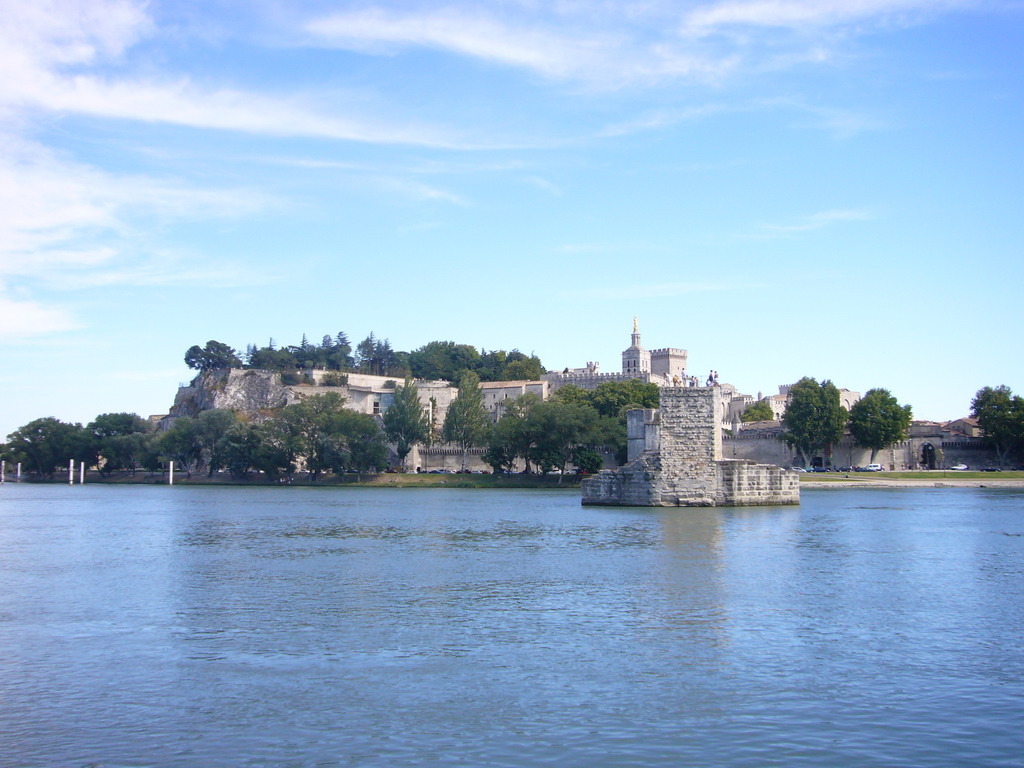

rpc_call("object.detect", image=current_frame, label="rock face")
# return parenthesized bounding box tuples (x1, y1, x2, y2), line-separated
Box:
(169, 369, 294, 418)
(582, 386, 799, 507)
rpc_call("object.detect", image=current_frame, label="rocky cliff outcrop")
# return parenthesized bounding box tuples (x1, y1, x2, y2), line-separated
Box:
(169, 369, 295, 418)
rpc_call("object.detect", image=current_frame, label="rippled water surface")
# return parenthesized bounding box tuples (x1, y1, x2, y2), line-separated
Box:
(2, 484, 1023, 766)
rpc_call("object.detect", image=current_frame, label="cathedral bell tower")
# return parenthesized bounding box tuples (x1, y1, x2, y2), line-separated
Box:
(621, 316, 650, 375)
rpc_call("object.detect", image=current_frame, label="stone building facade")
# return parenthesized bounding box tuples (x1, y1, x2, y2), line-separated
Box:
(582, 387, 799, 507)
(479, 380, 548, 419)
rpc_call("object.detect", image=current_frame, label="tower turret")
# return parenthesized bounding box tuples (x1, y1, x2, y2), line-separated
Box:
(622, 317, 650, 375)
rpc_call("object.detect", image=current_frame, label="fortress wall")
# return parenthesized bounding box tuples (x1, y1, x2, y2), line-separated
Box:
(543, 372, 638, 392)
(726, 430, 999, 470)
(723, 431, 794, 467)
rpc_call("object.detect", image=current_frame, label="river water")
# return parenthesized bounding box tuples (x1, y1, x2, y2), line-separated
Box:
(1, 484, 1022, 767)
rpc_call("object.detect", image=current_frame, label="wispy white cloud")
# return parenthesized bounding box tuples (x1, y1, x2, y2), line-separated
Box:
(0, 0, 151, 72)
(0, 0, 475, 148)
(13, 73, 470, 147)
(306, 7, 613, 80)
(523, 176, 562, 194)
(371, 177, 469, 205)
(0, 134, 271, 277)
(303, 1, 986, 91)
(599, 97, 881, 140)
(0, 132, 277, 340)
(756, 208, 874, 234)
(682, 0, 974, 34)
(0, 292, 80, 338)
(599, 103, 731, 137)
(304, 6, 735, 88)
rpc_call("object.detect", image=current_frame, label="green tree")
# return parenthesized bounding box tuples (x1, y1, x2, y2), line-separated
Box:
(324, 331, 353, 370)
(848, 388, 913, 464)
(526, 400, 600, 482)
(477, 349, 507, 382)
(282, 393, 352, 480)
(88, 412, 153, 475)
(158, 417, 203, 477)
(408, 340, 482, 381)
(971, 385, 1024, 466)
(136, 431, 164, 474)
(334, 409, 388, 478)
(4, 417, 94, 478)
(589, 379, 660, 418)
(502, 353, 544, 381)
(184, 340, 242, 371)
(194, 409, 239, 476)
(550, 384, 636, 464)
(549, 384, 592, 408)
(741, 399, 776, 423)
(572, 447, 604, 475)
(382, 378, 429, 469)
(782, 377, 848, 468)
(483, 393, 541, 473)
(442, 371, 491, 471)
(248, 346, 298, 370)
(355, 333, 380, 374)
(218, 422, 262, 479)
(250, 419, 297, 479)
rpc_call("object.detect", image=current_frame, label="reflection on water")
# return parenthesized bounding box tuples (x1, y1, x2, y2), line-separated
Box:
(1, 485, 1023, 766)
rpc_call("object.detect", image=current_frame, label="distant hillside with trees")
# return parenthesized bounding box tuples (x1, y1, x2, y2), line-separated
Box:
(186, 332, 545, 384)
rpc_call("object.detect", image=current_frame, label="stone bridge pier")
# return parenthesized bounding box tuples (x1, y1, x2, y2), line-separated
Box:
(582, 386, 799, 507)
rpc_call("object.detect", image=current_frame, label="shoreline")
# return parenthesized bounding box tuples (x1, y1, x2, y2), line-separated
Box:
(800, 477, 1024, 489)
(6, 473, 1024, 491)
(1, 473, 584, 490)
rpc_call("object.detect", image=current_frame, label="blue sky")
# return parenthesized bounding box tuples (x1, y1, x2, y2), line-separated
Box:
(2, 0, 1022, 437)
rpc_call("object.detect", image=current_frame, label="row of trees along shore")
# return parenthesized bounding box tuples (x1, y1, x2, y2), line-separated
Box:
(4, 375, 1022, 480)
(0, 377, 660, 481)
(185, 334, 544, 383)
(781, 378, 912, 467)
(779, 379, 1024, 468)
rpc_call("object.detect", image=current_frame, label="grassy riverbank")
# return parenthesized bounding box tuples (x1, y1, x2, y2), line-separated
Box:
(799, 470, 1024, 488)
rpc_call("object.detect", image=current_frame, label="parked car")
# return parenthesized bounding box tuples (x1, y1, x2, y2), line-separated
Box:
(950, 463, 969, 471)
(864, 463, 883, 472)
(789, 467, 807, 473)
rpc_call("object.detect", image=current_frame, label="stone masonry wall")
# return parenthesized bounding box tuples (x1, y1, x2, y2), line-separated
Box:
(718, 460, 800, 506)
(655, 387, 722, 505)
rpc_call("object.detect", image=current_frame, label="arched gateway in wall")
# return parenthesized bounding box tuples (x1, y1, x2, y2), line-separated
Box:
(920, 442, 936, 470)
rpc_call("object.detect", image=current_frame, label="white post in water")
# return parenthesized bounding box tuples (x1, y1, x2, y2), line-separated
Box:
(69, 459, 75, 485)
(1, 460, 5, 483)
(17, 462, 22, 481)
(80, 461, 85, 485)
(169, 460, 174, 486)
